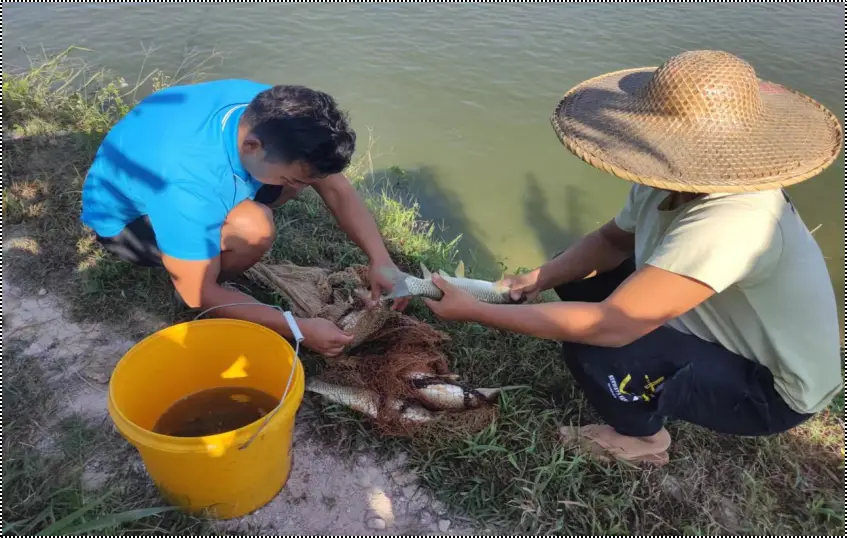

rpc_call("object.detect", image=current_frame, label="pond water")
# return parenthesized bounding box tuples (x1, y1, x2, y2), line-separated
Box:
(6, 3, 843, 317)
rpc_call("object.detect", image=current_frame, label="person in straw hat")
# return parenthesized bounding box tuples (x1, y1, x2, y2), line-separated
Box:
(422, 50, 842, 466)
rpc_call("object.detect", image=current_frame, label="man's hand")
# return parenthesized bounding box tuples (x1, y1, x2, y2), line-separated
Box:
(314, 174, 408, 312)
(369, 259, 409, 312)
(499, 269, 543, 303)
(299, 317, 354, 357)
(422, 273, 482, 322)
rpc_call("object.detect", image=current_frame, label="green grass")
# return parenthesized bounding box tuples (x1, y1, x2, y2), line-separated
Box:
(4, 48, 844, 534)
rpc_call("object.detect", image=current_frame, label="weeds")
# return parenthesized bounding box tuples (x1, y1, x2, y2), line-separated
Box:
(4, 48, 844, 534)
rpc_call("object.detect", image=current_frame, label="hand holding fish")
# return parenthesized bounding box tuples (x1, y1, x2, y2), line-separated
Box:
(498, 269, 543, 302)
(369, 260, 410, 312)
(422, 273, 483, 322)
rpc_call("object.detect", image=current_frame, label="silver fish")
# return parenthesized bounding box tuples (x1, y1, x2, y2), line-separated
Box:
(305, 378, 437, 423)
(404, 371, 461, 382)
(409, 376, 528, 411)
(380, 261, 522, 304)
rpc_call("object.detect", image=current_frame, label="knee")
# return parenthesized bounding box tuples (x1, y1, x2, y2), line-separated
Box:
(223, 200, 276, 250)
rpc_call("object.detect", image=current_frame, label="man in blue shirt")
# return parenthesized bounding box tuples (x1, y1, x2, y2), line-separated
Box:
(81, 79, 408, 357)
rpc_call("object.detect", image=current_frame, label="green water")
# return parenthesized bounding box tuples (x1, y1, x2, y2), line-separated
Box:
(6, 4, 844, 317)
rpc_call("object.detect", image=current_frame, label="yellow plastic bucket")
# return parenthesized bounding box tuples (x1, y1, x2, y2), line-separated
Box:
(107, 318, 304, 519)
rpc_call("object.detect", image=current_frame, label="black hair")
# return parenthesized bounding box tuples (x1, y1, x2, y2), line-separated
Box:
(242, 85, 356, 178)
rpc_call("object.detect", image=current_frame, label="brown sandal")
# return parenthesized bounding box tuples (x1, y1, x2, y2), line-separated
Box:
(559, 425, 670, 467)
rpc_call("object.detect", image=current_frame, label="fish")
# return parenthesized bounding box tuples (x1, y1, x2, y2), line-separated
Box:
(408, 376, 529, 411)
(379, 261, 523, 304)
(305, 378, 437, 423)
(404, 371, 461, 382)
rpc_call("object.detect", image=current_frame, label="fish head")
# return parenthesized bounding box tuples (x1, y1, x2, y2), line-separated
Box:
(487, 277, 532, 304)
(487, 279, 528, 303)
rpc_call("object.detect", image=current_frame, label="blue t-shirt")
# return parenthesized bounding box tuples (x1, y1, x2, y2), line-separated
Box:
(80, 79, 272, 261)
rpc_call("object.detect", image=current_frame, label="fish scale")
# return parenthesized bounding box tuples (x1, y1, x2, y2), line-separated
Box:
(380, 261, 522, 304)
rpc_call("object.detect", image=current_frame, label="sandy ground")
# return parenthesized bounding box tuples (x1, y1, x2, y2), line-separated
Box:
(4, 262, 477, 534)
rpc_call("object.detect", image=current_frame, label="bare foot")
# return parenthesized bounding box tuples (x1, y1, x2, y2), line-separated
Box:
(560, 424, 671, 467)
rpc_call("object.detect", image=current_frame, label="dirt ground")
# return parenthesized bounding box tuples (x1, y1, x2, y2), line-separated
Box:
(4, 255, 477, 534)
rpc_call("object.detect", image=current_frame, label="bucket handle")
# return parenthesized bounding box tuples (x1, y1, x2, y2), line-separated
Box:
(193, 302, 304, 450)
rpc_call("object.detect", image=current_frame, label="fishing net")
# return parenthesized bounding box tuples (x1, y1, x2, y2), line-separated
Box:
(246, 262, 393, 350)
(245, 261, 498, 438)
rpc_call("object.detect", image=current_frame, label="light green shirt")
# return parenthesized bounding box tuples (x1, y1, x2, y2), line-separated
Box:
(615, 184, 842, 414)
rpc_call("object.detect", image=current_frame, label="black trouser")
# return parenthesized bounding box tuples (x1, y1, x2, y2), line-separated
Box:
(95, 185, 283, 267)
(555, 258, 813, 437)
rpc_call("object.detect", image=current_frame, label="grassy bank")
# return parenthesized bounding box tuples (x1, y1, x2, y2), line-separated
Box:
(4, 50, 844, 534)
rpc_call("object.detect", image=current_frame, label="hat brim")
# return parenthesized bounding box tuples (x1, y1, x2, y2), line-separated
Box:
(551, 67, 843, 193)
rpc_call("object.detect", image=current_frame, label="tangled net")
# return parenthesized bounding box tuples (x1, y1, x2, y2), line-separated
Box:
(245, 261, 498, 437)
(247, 261, 391, 350)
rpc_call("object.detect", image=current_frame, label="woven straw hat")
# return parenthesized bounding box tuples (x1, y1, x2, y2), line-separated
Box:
(551, 50, 843, 193)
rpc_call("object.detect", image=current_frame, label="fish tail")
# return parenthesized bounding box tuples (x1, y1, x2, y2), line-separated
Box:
(306, 379, 380, 418)
(379, 264, 444, 299)
(377, 265, 414, 299)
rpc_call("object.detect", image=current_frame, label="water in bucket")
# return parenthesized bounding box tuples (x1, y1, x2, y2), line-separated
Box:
(108, 319, 305, 519)
(153, 387, 279, 438)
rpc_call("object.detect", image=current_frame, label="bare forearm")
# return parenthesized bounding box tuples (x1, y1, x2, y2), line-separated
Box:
(200, 284, 297, 340)
(471, 301, 633, 347)
(536, 226, 633, 292)
(324, 181, 390, 263)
